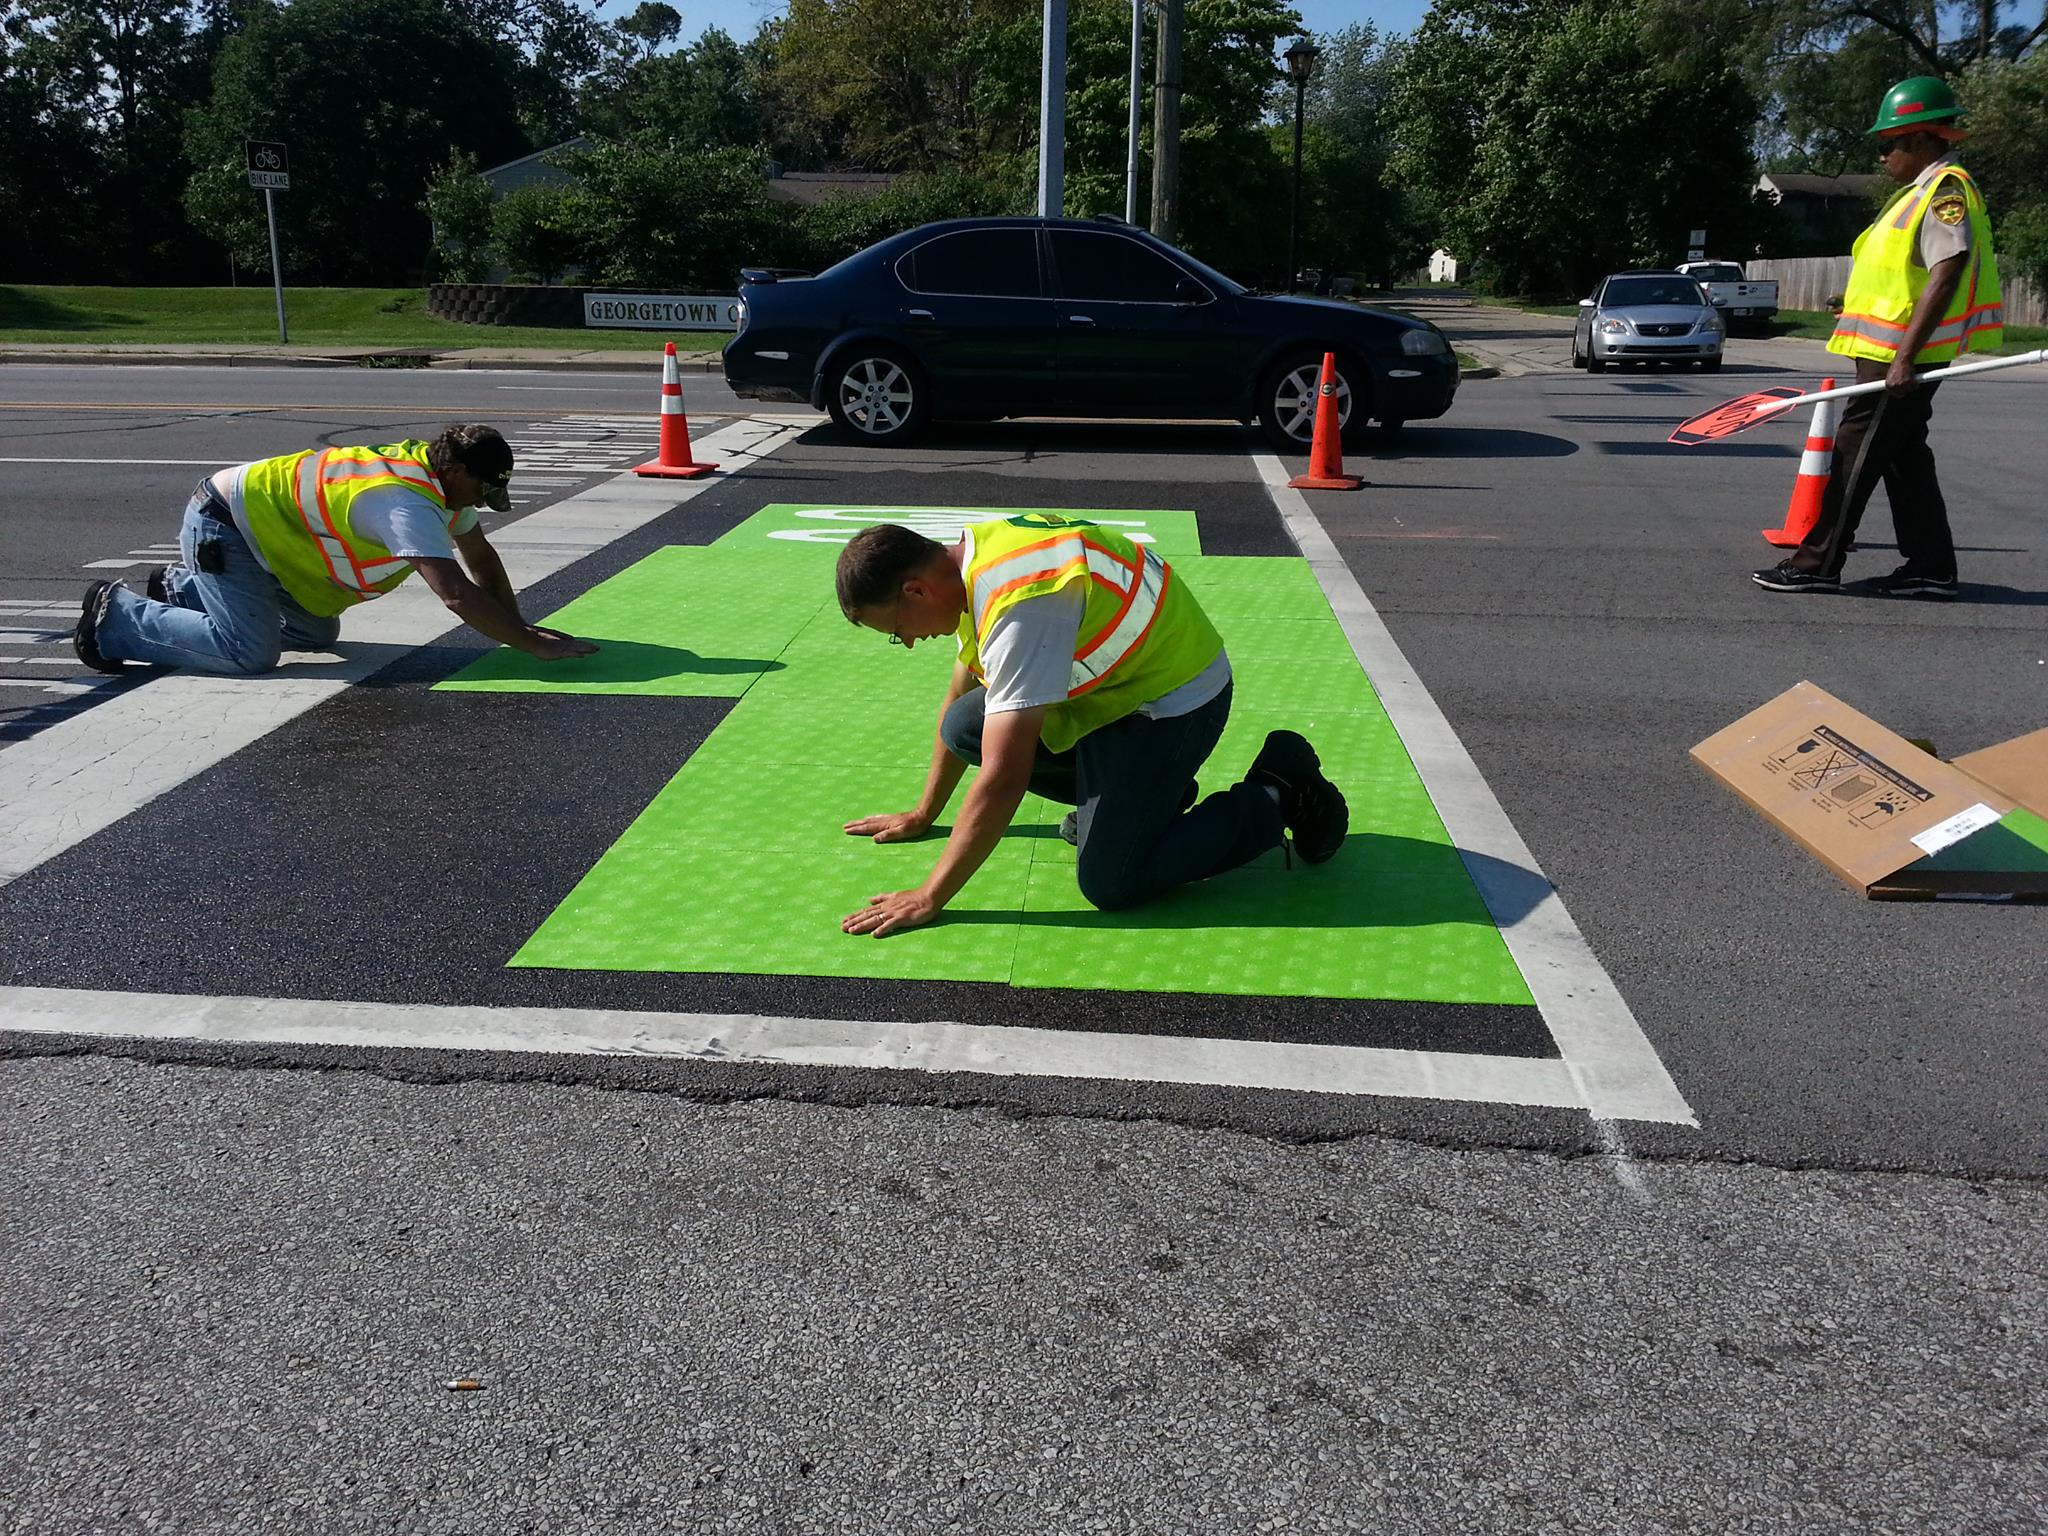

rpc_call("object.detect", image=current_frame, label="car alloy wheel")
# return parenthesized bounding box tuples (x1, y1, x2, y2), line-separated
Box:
(829, 351, 924, 443)
(1262, 354, 1355, 451)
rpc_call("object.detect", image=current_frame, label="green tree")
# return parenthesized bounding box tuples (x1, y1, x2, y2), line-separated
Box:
(563, 139, 781, 288)
(1957, 47, 2048, 287)
(584, 26, 766, 149)
(1270, 24, 1433, 288)
(2, 0, 231, 280)
(491, 181, 588, 283)
(182, 0, 530, 285)
(422, 150, 497, 281)
(1390, 0, 1766, 297)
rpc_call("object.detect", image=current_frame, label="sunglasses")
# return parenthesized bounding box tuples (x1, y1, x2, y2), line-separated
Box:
(1877, 136, 1915, 157)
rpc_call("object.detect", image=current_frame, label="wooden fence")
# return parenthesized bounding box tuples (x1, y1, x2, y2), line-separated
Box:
(1747, 256, 2044, 327)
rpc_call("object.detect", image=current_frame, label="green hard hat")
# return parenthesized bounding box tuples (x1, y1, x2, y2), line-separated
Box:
(1869, 75, 1962, 134)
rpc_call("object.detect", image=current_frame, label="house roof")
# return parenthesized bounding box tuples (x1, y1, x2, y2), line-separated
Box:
(764, 170, 899, 206)
(480, 138, 594, 179)
(1758, 172, 1886, 200)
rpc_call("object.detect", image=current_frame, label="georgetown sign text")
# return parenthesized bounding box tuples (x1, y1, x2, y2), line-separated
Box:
(583, 294, 742, 331)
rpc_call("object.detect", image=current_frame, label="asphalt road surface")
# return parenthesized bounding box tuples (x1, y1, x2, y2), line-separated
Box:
(2, 354, 2043, 1533)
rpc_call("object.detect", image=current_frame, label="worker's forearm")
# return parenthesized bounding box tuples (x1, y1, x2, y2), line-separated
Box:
(442, 587, 547, 653)
(912, 668, 976, 821)
(463, 549, 523, 621)
(920, 770, 1030, 907)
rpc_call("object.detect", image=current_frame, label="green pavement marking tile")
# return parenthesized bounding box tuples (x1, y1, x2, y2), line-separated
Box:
(436, 546, 822, 697)
(1174, 557, 1333, 623)
(641, 759, 1057, 857)
(505, 523, 1537, 1006)
(713, 504, 1205, 559)
(1905, 807, 2048, 875)
(1009, 861, 1531, 1003)
(513, 840, 1030, 981)
(1214, 708, 1417, 787)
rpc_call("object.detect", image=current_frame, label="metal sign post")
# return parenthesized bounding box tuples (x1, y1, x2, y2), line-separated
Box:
(246, 140, 291, 344)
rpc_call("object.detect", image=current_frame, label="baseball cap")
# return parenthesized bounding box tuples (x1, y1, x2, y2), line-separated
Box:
(446, 424, 514, 512)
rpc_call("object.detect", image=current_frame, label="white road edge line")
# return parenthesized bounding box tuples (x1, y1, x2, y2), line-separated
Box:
(0, 415, 796, 886)
(1252, 452, 1694, 1127)
(0, 986, 1587, 1111)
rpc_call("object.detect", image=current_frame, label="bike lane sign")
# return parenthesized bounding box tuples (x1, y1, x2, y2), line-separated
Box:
(246, 141, 289, 191)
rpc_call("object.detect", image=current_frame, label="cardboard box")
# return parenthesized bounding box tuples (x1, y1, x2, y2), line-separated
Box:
(1692, 682, 2048, 899)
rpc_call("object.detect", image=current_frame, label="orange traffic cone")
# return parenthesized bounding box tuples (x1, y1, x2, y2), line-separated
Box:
(634, 341, 718, 479)
(1762, 377, 1837, 547)
(1287, 352, 1361, 491)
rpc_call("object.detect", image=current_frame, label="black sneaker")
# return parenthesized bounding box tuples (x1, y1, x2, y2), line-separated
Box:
(1059, 780, 1198, 845)
(145, 565, 170, 604)
(1752, 563, 1840, 594)
(73, 580, 126, 675)
(1869, 566, 1958, 600)
(1247, 730, 1347, 864)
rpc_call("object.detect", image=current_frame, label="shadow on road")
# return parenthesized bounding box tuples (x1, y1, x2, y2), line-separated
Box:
(1370, 426, 1578, 460)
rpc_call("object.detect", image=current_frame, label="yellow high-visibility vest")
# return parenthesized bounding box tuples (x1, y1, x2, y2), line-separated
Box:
(238, 442, 456, 617)
(1830, 164, 2003, 364)
(954, 514, 1223, 755)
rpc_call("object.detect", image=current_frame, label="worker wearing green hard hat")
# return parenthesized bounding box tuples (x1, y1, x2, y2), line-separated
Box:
(1867, 75, 1967, 136)
(1754, 75, 2002, 600)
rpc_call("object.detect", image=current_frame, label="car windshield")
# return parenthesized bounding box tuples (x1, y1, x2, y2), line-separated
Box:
(1605, 277, 1705, 308)
(1148, 240, 1246, 297)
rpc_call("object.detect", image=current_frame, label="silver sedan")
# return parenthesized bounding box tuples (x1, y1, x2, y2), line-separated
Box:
(1571, 271, 1725, 373)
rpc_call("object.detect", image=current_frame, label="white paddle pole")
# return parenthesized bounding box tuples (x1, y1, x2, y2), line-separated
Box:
(1749, 348, 2046, 418)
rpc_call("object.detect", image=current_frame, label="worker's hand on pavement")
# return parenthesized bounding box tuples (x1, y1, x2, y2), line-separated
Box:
(843, 888, 940, 937)
(842, 810, 934, 843)
(528, 627, 599, 661)
(1884, 358, 1918, 396)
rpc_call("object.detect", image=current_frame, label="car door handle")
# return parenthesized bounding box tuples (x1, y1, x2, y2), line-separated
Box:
(1067, 314, 1096, 326)
(907, 308, 934, 321)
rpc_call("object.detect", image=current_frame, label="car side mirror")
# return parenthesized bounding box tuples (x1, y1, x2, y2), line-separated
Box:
(1172, 278, 1207, 305)
(1578, 297, 1595, 307)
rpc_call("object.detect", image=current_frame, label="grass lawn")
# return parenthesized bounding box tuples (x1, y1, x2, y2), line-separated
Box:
(0, 286, 732, 352)
(1764, 307, 2045, 355)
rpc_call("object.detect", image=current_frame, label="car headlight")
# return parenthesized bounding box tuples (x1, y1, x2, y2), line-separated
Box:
(1596, 318, 1631, 335)
(1692, 315, 1721, 336)
(1399, 327, 1450, 357)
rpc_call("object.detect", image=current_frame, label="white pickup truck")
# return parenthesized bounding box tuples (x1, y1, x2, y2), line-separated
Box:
(1676, 261, 1779, 324)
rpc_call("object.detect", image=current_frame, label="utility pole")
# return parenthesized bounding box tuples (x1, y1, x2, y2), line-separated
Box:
(1124, 0, 1144, 224)
(1149, 0, 1182, 243)
(1037, 0, 1067, 218)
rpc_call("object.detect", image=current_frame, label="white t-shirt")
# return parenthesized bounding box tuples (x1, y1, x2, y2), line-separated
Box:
(960, 531, 1230, 721)
(212, 462, 478, 577)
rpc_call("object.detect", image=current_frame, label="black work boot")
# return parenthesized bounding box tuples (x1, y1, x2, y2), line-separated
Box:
(1247, 730, 1347, 864)
(72, 580, 126, 675)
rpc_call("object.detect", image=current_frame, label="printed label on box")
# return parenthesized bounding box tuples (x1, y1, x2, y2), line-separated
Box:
(1764, 724, 1935, 828)
(1909, 802, 2001, 856)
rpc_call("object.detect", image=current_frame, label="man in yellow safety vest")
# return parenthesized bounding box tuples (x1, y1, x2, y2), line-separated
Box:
(75, 423, 597, 674)
(834, 514, 1347, 936)
(1754, 75, 2002, 599)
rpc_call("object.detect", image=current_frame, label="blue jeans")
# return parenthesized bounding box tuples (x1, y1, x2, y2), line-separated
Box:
(94, 483, 342, 674)
(941, 681, 1284, 912)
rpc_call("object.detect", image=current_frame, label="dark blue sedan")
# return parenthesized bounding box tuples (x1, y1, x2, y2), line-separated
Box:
(722, 215, 1458, 450)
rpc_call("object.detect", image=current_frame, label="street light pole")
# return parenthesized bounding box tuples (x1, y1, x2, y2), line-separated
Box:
(1284, 35, 1318, 293)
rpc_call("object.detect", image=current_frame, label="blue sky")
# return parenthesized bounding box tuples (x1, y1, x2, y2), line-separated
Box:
(647, 1, 1435, 48)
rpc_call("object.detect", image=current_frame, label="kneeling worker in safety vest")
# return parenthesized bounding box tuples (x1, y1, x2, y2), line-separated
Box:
(836, 515, 1347, 936)
(74, 424, 598, 675)
(1754, 75, 2002, 599)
